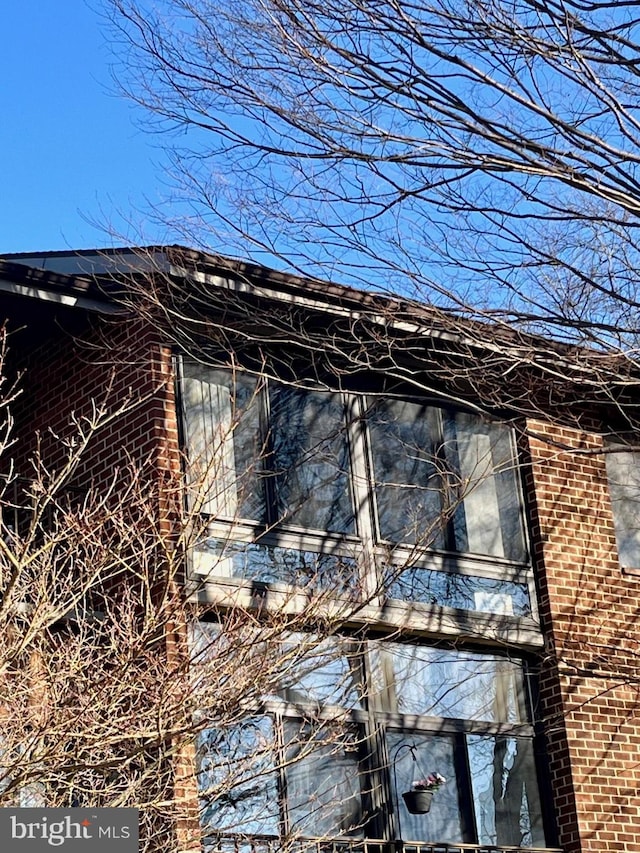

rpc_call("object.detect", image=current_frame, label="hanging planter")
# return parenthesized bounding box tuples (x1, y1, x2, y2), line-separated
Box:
(402, 789, 433, 814)
(401, 773, 447, 815)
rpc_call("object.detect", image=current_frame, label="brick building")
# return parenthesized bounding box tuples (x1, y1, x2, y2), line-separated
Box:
(0, 246, 638, 853)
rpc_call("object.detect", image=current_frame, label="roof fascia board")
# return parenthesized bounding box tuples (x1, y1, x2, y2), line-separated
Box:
(171, 264, 622, 388)
(0, 278, 123, 315)
(1, 249, 170, 277)
(169, 263, 463, 345)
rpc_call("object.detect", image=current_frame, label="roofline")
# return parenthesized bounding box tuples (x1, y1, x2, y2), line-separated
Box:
(0, 259, 123, 314)
(1, 244, 471, 339)
(0, 245, 632, 375)
(2, 245, 382, 307)
(163, 247, 625, 371)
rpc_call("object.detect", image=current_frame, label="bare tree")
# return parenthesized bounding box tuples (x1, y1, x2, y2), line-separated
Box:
(0, 276, 554, 852)
(108, 0, 640, 348)
(0, 324, 369, 849)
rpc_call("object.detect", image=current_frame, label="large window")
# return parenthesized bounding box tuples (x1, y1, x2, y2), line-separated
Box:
(185, 363, 549, 850)
(182, 364, 532, 617)
(195, 625, 548, 849)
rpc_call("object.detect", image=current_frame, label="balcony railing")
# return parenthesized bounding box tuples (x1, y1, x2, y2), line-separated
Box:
(203, 834, 563, 853)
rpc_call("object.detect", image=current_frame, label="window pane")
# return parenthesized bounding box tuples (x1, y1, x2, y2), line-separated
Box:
(198, 717, 279, 835)
(274, 635, 363, 709)
(445, 413, 526, 562)
(387, 732, 462, 843)
(369, 643, 525, 722)
(183, 365, 265, 522)
(368, 400, 445, 546)
(467, 734, 546, 847)
(284, 721, 364, 837)
(605, 449, 640, 568)
(191, 623, 362, 710)
(269, 385, 354, 533)
(193, 538, 358, 591)
(388, 567, 531, 616)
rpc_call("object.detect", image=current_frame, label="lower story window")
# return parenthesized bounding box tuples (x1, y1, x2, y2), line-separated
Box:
(198, 720, 545, 847)
(194, 627, 551, 849)
(389, 731, 544, 846)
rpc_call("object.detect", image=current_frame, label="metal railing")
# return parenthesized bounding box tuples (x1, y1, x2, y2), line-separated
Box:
(203, 834, 563, 853)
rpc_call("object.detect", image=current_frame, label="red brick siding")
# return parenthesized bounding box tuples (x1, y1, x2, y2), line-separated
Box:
(9, 314, 180, 493)
(527, 419, 640, 852)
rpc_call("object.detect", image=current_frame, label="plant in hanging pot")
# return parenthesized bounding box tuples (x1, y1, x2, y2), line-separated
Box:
(402, 773, 447, 814)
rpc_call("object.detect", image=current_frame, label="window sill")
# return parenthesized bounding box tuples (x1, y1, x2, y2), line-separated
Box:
(186, 575, 544, 651)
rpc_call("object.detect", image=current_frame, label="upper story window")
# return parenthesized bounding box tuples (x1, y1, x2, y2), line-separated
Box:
(183, 366, 354, 534)
(182, 363, 531, 616)
(605, 447, 640, 569)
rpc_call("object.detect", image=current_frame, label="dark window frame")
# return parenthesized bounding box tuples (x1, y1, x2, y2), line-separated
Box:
(195, 627, 548, 849)
(179, 360, 535, 619)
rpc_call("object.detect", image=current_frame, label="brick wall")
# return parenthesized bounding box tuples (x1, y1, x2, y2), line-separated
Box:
(527, 419, 640, 852)
(4, 305, 193, 842)
(9, 313, 180, 492)
(6, 305, 188, 623)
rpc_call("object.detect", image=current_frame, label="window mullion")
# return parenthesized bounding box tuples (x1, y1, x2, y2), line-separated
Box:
(361, 641, 398, 842)
(454, 731, 479, 844)
(273, 714, 290, 838)
(368, 720, 396, 842)
(346, 394, 379, 602)
(260, 378, 278, 528)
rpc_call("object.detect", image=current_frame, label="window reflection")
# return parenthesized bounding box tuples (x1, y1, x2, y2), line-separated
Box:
(369, 642, 525, 722)
(368, 400, 445, 547)
(467, 735, 546, 847)
(605, 448, 640, 568)
(198, 717, 279, 836)
(284, 722, 364, 837)
(388, 566, 531, 615)
(445, 412, 526, 561)
(194, 538, 359, 592)
(183, 366, 264, 522)
(183, 365, 529, 564)
(273, 634, 363, 710)
(194, 629, 547, 849)
(387, 732, 462, 843)
(269, 386, 354, 533)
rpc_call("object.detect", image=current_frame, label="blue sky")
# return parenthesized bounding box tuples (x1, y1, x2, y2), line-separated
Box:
(0, 3, 169, 254)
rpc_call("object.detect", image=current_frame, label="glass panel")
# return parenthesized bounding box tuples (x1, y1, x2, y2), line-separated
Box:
(284, 721, 364, 837)
(198, 717, 279, 835)
(444, 413, 526, 562)
(388, 567, 531, 616)
(274, 635, 363, 709)
(369, 643, 524, 722)
(183, 365, 265, 522)
(368, 400, 445, 546)
(467, 735, 546, 848)
(605, 449, 640, 568)
(190, 623, 362, 710)
(193, 538, 359, 591)
(189, 619, 220, 668)
(269, 385, 354, 533)
(387, 732, 462, 843)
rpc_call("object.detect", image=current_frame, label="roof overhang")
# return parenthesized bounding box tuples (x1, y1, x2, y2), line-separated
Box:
(0, 259, 122, 314)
